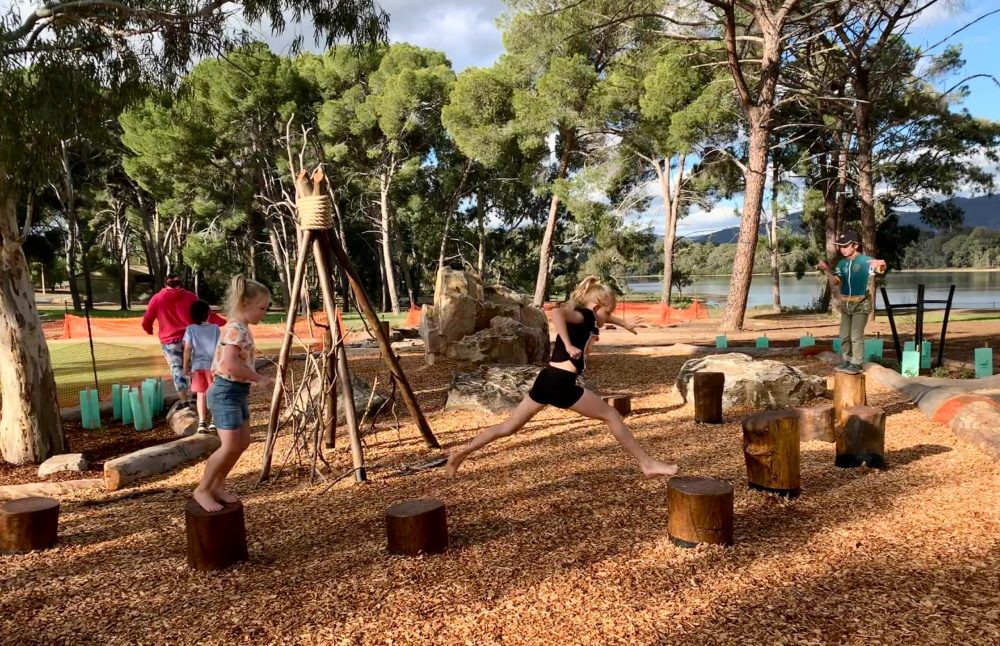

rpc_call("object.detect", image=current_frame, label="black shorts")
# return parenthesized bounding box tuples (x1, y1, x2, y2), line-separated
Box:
(528, 366, 585, 409)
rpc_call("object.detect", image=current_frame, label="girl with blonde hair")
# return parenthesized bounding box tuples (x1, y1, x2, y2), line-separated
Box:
(446, 276, 678, 478)
(192, 275, 273, 512)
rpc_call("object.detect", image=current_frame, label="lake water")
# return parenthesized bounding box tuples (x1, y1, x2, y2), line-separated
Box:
(628, 271, 1000, 310)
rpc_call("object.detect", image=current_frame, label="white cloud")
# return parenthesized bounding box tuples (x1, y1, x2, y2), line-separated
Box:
(912, 2, 967, 28)
(628, 198, 743, 238)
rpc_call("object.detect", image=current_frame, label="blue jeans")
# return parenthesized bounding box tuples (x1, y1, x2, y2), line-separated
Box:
(207, 377, 251, 429)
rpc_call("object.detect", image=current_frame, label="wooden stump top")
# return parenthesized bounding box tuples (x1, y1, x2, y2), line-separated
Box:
(1, 497, 59, 516)
(742, 409, 798, 431)
(386, 499, 444, 519)
(185, 498, 243, 518)
(668, 476, 733, 497)
(843, 405, 883, 418)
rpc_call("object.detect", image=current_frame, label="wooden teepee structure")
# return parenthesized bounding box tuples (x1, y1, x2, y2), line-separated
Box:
(259, 168, 439, 483)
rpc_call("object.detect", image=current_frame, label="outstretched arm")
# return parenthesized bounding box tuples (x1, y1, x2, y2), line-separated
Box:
(606, 314, 642, 335)
(870, 258, 888, 274)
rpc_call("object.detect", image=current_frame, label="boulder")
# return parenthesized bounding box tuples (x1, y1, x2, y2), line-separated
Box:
(38, 453, 89, 478)
(676, 353, 826, 411)
(283, 371, 388, 424)
(445, 366, 541, 414)
(446, 316, 550, 366)
(445, 365, 588, 414)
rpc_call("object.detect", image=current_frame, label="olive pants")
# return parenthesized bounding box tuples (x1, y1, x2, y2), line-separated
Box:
(839, 297, 871, 365)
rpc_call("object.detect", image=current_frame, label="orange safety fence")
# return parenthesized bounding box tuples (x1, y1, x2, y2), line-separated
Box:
(59, 311, 357, 345)
(543, 300, 709, 326)
(403, 305, 421, 328)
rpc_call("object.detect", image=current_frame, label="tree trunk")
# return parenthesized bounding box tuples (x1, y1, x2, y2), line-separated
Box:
(268, 223, 292, 307)
(854, 71, 877, 259)
(137, 194, 165, 292)
(769, 162, 781, 312)
(0, 187, 66, 464)
(532, 130, 575, 307)
(477, 194, 486, 279)
(379, 170, 401, 314)
(391, 211, 416, 307)
(376, 237, 389, 312)
(65, 235, 81, 310)
(656, 154, 684, 306)
(117, 257, 129, 310)
(720, 109, 771, 331)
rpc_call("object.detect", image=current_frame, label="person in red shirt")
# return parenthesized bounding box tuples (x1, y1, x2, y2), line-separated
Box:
(142, 274, 225, 403)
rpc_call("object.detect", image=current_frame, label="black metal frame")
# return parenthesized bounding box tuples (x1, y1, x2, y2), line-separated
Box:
(880, 283, 956, 369)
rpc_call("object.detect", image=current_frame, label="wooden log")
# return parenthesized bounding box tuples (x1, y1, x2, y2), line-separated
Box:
(837, 405, 887, 468)
(185, 499, 248, 571)
(667, 476, 734, 548)
(741, 410, 801, 498)
(167, 405, 198, 437)
(794, 403, 836, 442)
(0, 478, 103, 501)
(0, 497, 59, 554)
(834, 371, 867, 430)
(104, 434, 221, 491)
(693, 372, 725, 423)
(602, 395, 632, 417)
(386, 499, 448, 556)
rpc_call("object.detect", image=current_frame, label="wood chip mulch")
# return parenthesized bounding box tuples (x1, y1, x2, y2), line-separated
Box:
(2, 349, 998, 645)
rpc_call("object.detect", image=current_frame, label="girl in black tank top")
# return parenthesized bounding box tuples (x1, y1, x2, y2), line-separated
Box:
(446, 277, 679, 480)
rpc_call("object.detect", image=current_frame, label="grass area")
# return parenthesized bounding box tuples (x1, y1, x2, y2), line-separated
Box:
(49, 341, 169, 408)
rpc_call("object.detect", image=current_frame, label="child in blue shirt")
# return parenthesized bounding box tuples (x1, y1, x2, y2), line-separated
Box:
(183, 300, 222, 432)
(817, 231, 887, 374)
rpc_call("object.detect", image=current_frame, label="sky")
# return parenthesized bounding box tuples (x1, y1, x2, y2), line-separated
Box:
(263, 0, 1000, 238)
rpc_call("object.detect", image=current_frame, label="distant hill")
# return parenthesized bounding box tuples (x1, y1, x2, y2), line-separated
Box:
(685, 194, 1000, 244)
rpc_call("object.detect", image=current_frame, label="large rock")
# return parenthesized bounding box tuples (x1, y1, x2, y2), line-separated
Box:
(38, 453, 89, 478)
(445, 365, 589, 414)
(424, 267, 550, 366)
(284, 371, 388, 424)
(676, 353, 826, 411)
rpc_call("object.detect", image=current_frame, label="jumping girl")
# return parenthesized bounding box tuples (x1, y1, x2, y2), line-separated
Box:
(446, 276, 679, 478)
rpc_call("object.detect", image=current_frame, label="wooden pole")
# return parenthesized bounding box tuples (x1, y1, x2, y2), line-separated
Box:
(323, 326, 336, 449)
(314, 232, 365, 482)
(385, 499, 448, 556)
(0, 497, 59, 554)
(837, 405, 886, 468)
(741, 410, 800, 498)
(693, 372, 725, 423)
(260, 230, 312, 482)
(327, 236, 439, 448)
(667, 477, 734, 548)
(833, 371, 867, 431)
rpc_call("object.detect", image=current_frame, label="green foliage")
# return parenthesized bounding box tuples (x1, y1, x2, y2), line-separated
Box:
(902, 227, 1000, 269)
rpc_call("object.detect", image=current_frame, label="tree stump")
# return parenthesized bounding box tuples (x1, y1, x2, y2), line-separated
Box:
(0, 497, 59, 554)
(794, 403, 835, 442)
(667, 476, 734, 548)
(837, 406, 887, 469)
(386, 499, 448, 556)
(741, 410, 801, 498)
(693, 372, 725, 423)
(185, 499, 249, 571)
(603, 395, 632, 417)
(834, 372, 867, 430)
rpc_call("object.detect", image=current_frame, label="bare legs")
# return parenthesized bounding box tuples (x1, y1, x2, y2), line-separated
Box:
(192, 422, 251, 512)
(445, 396, 545, 476)
(446, 389, 678, 478)
(569, 390, 678, 478)
(196, 392, 208, 425)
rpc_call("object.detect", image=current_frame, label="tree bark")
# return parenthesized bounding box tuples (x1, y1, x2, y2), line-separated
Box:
(720, 108, 771, 331)
(655, 153, 684, 306)
(379, 165, 401, 314)
(532, 129, 575, 307)
(267, 223, 292, 307)
(477, 193, 486, 279)
(854, 70, 877, 258)
(0, 185, 66, 464)
(769, 162, 782, 312)
(392, 210, 416, 307)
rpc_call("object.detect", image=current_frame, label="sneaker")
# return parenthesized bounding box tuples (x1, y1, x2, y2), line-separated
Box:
(842, 363, 863, 375)
(207, 423, 218, 433)
(196, 422, 208, 434)
(833, 361, 852, 372)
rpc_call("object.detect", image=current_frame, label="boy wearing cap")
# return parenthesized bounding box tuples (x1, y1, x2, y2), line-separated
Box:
(816, 231, 888, 374)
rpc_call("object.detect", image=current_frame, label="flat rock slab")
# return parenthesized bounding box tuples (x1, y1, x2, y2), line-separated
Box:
(677, 353, 826, 411)
(38, 453, 89, 478)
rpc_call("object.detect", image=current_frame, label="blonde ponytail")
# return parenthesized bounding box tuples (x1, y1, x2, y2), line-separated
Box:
(226, 274, 270, 317)
(568, 275, 616, 311)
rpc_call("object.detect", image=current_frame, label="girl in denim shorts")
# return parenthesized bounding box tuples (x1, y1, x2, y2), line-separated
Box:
(192, 275, 273, 513)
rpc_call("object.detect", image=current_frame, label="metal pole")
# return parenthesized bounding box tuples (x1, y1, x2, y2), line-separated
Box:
(936, 284, 956, 369)
(915, 284, 925, 347)
(881, 287, 902, 366)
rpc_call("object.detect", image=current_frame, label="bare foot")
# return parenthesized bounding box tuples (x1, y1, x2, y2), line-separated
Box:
(193, 489, 223, 512)
(212, 488, 238, 504)
(444, 448, 470, 477)
(642, 461, 679, 478)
